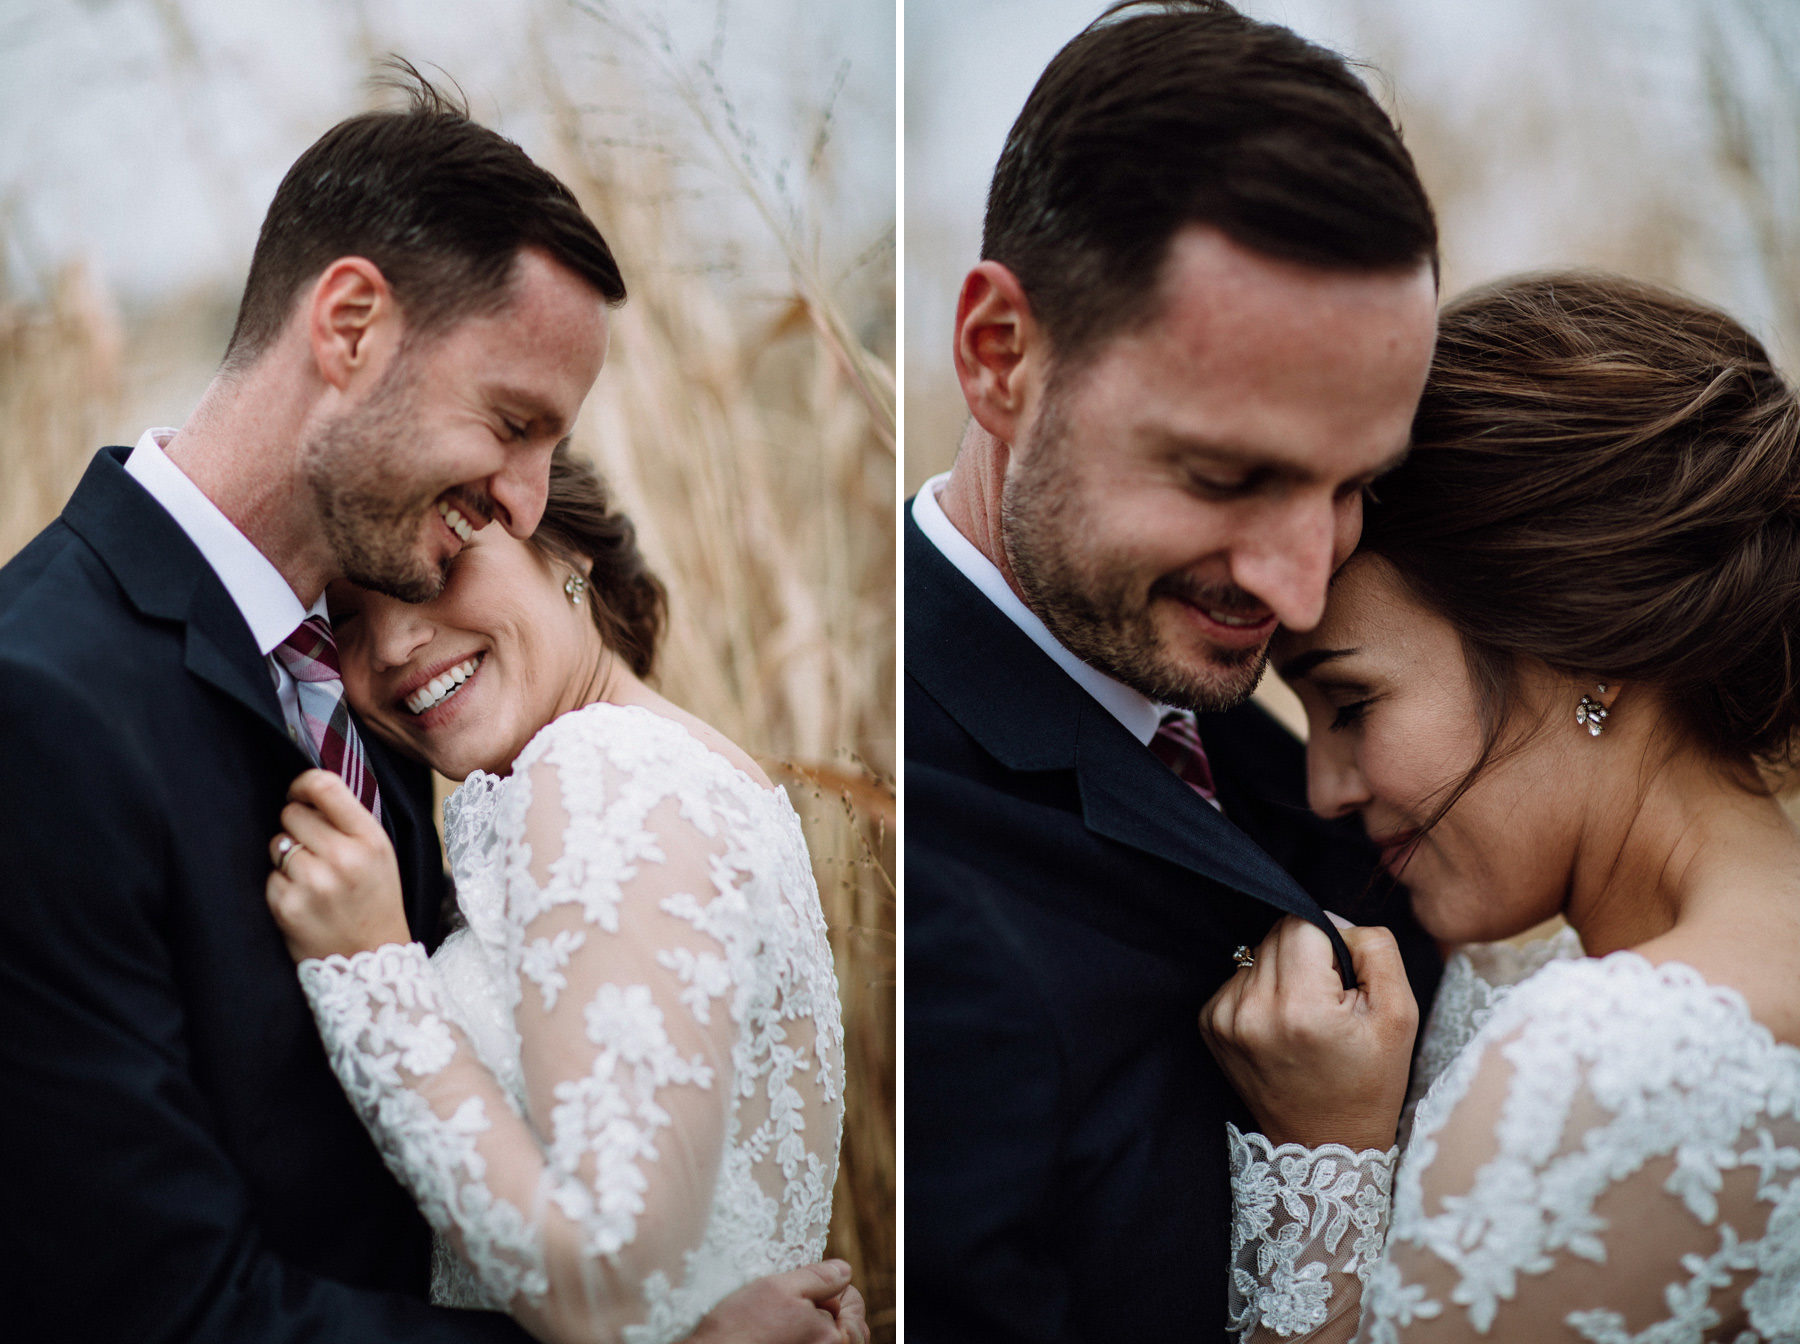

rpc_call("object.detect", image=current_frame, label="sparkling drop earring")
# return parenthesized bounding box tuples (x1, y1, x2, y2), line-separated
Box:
(1575, 683, 1609, 736)
(564, 573, 587, 606)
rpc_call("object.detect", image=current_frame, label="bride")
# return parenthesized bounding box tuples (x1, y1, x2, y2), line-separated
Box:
(261, 446, 850, 1344)
(1205, 273, 1800, 1341)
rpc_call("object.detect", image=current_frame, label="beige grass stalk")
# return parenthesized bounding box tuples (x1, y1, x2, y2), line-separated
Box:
(533, 27, 896, 1336)
(0, 263, 123, 561)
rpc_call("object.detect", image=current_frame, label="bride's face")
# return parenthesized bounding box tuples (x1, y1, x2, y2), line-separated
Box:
(330, 526, 604, 780)
(1273, 555, 1581, 943)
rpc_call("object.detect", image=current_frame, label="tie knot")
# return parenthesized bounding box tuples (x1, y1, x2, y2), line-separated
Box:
(273, 615, 343, 683)
(1152, 709, 1221, 808)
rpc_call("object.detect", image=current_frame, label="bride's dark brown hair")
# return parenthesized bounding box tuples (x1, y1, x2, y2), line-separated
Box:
(529, 443, 668, 680)
(1362, 272, 1800, 790)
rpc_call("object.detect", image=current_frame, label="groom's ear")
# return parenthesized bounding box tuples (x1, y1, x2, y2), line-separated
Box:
(306, 257, 404, 394)
(954, 261, 1045, 446)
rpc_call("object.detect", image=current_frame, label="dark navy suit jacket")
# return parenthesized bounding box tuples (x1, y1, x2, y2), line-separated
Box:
(0, 448, 528, 1342)
(904, 508, 1436, 1343)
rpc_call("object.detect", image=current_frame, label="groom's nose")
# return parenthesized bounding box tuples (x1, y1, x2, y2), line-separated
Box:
(1228, 488, 1347, 632)
(486, 439, 555, 540)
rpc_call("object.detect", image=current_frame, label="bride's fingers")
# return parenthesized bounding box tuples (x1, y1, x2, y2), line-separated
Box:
(268, 831, 302, 871)
(1340, 924, 1419, 1035)
(832, 1284, 869, 1344)
(779, 1259, 853, 1304)
(1200, 977, 1237, 1044)
(1270, 915, 1342, 1000)
(278, 798, 342, 862)
(288, 768, 379, 834)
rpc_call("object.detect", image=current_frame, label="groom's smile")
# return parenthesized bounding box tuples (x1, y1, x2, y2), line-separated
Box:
(304, 249, 610, 605)
(995, 226, 1438, 714)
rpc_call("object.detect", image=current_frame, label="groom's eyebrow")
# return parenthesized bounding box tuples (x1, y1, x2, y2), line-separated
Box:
(1277, 647, 1357, 681)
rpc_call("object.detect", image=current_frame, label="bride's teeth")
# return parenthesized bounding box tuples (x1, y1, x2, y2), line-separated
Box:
(404, 655, 482, 714)
(437, 501, 475, 542)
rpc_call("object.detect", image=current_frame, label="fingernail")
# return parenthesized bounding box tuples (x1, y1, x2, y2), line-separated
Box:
(1325, 910, 1353, 930)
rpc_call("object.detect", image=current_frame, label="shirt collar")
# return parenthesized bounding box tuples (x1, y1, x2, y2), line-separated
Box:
(912, 470, 1167, 746)
(125, 428, 326, 654)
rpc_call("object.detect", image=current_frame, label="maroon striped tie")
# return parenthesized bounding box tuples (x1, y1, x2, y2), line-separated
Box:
(273, 616, 382, 823)
(1151, 710, 1221, 811)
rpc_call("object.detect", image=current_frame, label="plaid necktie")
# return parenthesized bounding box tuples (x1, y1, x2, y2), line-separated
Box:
(1151, 709, 1222, 812)
(272, 615, 382, 823)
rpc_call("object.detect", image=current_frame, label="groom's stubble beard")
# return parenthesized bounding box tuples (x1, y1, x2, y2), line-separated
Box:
(303, 353, 451, 605)
(1001, 384, 1270, 714)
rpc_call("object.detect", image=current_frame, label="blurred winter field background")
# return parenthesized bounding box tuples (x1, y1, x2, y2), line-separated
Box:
(0, 0, 894, 1335)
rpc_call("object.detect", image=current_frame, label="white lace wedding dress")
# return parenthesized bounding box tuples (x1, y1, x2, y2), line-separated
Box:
(296, 702, 845, 1344)
(1227, 927, 1800, 1342)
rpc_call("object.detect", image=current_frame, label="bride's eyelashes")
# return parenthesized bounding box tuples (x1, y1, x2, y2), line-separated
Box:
(1299, 673, 1379, 732)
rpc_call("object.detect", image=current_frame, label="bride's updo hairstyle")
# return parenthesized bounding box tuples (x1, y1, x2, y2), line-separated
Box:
(1361, 272, 1800, 781)
(529, 443, 668, 680)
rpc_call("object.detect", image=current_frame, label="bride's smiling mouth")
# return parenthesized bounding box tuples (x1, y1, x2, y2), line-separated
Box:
(1369, 827, 1422, 874)
(401, 653, 486, 716)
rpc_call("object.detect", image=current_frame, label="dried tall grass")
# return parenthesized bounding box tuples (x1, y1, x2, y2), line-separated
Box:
(0, 263, 123, 559)
(0, 10, 895, 1335)
(530, 24, 897, 1333)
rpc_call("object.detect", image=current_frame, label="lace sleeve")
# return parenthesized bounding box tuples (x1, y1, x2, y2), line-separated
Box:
(298, 712, 805, 1344)
(1363, 954, 1800, 1343)
(1398, 928, 1583, 1147)
(1227, 1124, 1396, 1342)
(1230, 954, 1800, 1343)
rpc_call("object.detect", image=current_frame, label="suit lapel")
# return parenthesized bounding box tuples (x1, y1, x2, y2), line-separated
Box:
(907, 509, 1357, 976)
(63, 447, 302, 749)
(63, 447, 443, 940)
(1072, 696, 1344, 923)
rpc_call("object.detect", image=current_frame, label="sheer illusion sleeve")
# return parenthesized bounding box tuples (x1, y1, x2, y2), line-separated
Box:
(297, 707, 841, 1344)
(1227, 952, 1800, 1343)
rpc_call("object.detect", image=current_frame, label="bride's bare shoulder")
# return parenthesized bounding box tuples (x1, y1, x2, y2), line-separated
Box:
(1634, 915, 1800, 1050)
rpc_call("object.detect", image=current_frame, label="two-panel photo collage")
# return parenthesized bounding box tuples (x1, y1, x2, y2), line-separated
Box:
(6, 1, 1800, 1340)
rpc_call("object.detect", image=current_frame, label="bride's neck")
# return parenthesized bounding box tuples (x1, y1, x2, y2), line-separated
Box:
(1568, 751, 1800, 964)
(577, 648, 666, 717)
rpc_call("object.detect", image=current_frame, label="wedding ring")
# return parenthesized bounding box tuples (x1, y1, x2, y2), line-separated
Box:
(1232, 945, 1256, 969)
(274, 833, 304, 876)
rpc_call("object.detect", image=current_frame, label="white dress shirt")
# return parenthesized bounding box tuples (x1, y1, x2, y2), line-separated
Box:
(911, 470, 1167, 747)
(125, 428, 326, 761)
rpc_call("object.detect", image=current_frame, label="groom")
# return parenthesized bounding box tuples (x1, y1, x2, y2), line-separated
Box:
(907, 3, 1442, 1341)
(0, 79, 857, 1343)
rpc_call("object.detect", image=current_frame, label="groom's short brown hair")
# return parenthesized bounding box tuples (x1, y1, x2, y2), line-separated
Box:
(984, 0, 1437, 367)
(223, 64, 625, 371)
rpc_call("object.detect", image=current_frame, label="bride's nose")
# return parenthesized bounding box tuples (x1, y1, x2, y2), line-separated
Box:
(1306, 734, 1371, 821)
(365, 600, 437, 672)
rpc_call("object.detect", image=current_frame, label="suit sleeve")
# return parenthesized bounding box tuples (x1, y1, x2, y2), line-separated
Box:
(905, 841, 1084, 1344)
(0, 660, 530, 1343)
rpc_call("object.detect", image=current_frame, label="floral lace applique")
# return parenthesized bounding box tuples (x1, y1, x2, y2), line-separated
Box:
(300, 702, 844, 1344)
(1227, 1127, 1395, 1338)
(1226, 950, 1800, 1343)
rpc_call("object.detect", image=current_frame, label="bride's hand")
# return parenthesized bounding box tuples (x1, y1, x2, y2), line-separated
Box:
(1199, 914, 1418, 1151)
(264, 769, 411, 964)
(685, 1260, 869, 1344)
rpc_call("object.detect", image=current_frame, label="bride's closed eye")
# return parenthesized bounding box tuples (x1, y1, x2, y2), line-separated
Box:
(1300, 676, 1380, 732)
(1328, 697, 1376, 732)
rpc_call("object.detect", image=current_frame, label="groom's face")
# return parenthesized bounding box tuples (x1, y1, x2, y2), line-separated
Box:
(1002, 227, 1438, 713)
(302, 248, 610, 603)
